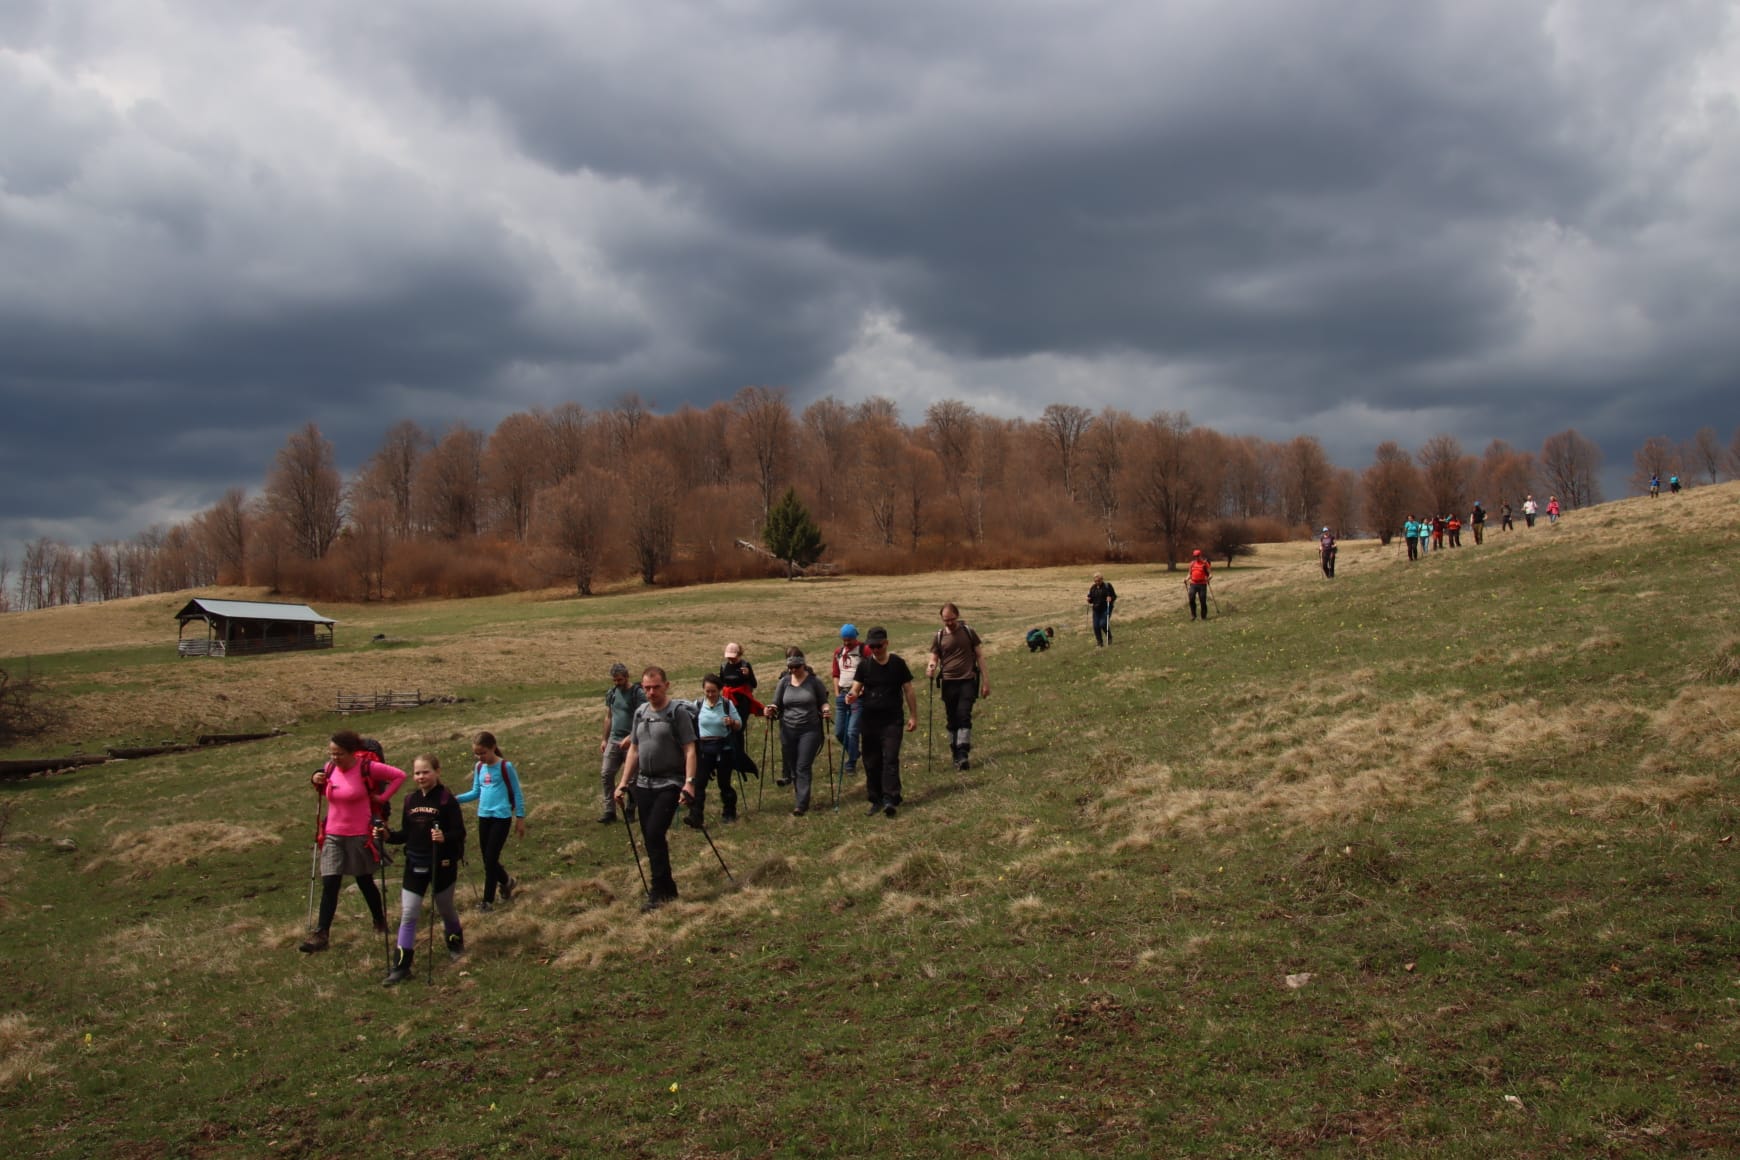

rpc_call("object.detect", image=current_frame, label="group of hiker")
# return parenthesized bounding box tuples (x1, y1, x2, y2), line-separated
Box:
(1399, 495, 1562, 562)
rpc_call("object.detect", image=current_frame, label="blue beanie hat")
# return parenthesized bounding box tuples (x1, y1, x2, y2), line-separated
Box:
(840, 623, 858, 639)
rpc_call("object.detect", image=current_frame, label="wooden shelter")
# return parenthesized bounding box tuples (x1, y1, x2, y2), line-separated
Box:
(175, 598, 335, 658)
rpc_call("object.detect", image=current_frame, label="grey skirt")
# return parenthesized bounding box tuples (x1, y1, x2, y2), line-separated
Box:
(319, 833, 380, 877)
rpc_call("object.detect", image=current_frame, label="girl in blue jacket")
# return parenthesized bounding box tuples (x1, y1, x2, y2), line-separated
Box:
(456, 731, 526, 911)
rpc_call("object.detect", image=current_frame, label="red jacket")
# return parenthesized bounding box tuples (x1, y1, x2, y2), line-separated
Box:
(1187, 558, 1212, 584)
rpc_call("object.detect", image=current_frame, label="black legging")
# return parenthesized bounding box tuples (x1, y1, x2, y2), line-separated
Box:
(860, 715, 905, 807)
(1188, 582, 1210, 619)
(691, 738, 735, 822)
(317, 873, 384, 932)
(477, 817, 513, 903)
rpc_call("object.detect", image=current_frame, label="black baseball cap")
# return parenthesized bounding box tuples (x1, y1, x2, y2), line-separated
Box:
(865, 627, 889, 645)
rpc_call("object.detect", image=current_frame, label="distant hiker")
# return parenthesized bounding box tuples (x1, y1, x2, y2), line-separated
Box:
(767, 652, 831, 816)
(1447, 514, 1462, 548)
(456, 731, 525, 912)
(380, 754, 466, 984)
(1026, 626, 1055, 652)
(1501, 501, 1514, 532)
(1431, 515, 1446, 551)
(614, 666, 698, 911)
(719, 643, 763, 779)
(1670, 474, 1682, 495)
(1318, 527, 1337, 578)
(830, 625, 866, 782)
(690, 674, 742, 826)
(598, 662, 645, 824)
(1470, 502, 1486, 545)
(301, 730, 407, 954)
(1403, 516, 1421, 561)
(1650, 474, 1661, 499)
(1086, 572, 1118, 646)
(927, 602, 990, 772)
(1547, 496, 1561, 524)
(1186, 549, 1212, 621)
(844, 627, 918, 818)
(1523, 495, 1538, 528)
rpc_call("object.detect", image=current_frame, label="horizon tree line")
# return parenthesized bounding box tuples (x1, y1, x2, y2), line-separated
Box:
(6, 395, 1739, 612)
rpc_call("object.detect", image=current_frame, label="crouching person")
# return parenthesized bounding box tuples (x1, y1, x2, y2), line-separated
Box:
(379, 754, 467, 984)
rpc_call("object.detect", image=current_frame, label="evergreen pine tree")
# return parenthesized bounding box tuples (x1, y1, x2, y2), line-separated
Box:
(763, 487, 827, 579)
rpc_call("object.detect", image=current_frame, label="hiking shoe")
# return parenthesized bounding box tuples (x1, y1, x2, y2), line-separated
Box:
(597, 810, 616, 824)
(640, 893, 676, 914)
(501, 876, 518, 902)
(865, 801, 883, 817)
(722, 812, 738, 824)
(791, 807, 807, 817)
(955, 758, 970, 772)
(683, 814, 703, 829)
(298, 930, 329, 954)
(478, 900, 493, 913)
(776, 777, 792, 787)
(883, 802, 898, 819)
(383, 948, 414, 987)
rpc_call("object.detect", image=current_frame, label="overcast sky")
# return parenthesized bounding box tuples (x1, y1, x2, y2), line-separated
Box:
(5, 0, 1739, 559)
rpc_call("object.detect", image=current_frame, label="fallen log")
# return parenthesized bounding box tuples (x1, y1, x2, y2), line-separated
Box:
(0, 754, 112, 779)
(196, 731, 284, 746)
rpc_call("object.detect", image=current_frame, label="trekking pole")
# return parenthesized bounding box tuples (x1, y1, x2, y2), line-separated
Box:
(1208, 583, 1221, 615)
(305, 795, 324, 932)
(926, 675, 936, 777)
(824, 726, 836, 812)
(758, 719, 770, 810)
(621, 808, 649, 897)
(696, 821, 735, 885)
(426, 894, 435, 986)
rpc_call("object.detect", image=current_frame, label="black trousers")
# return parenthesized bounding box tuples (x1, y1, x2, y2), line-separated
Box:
(1188, 582, 1210, 619)
(477, 817, 513, 902)
(691, 738, 735, 821)
(940, 677, 977, 761)
(631, 784, 682, 901)
(860, 715, 905, 806)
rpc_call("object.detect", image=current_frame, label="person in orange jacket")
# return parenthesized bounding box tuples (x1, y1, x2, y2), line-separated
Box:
(1186, 549, 1213, 621)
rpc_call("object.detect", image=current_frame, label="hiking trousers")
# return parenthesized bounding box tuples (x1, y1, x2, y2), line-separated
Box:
(631, 784, 681, 901)
(1091, 605, 1112, 645)
(477, 817, 514, 903)
(940, 677, 977, 762)
(860, 715, 905, 807)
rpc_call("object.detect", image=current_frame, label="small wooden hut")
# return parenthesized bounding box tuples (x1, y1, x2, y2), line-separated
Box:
(175, 598, 335, 658)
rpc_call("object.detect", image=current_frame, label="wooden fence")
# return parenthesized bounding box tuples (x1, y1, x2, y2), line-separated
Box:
(335, 690, 423, 714)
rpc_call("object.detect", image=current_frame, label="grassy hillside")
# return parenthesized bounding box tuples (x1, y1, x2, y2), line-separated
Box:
(2, 489, 1738, 1156)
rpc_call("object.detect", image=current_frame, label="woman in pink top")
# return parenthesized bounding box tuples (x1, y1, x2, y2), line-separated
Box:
(299, 729, 407, 954)
(1547, 496, 1561, 524)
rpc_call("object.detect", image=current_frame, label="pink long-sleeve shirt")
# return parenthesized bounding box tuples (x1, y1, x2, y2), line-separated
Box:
(321, 758, 407, 836)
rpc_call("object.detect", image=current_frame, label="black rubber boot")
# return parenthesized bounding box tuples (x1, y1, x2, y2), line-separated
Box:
(383, 946, 414, 987)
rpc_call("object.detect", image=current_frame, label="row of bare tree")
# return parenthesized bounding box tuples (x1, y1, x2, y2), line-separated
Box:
(9, 394, 1740, 610)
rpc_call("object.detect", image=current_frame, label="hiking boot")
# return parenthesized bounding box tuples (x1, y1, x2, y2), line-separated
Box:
(383, 946, 414, 987)
(298, 930, 330, 954)
(445, 931, 466, 962)
(843, 762, 856, 776)
(791, 807, 807, 817)
(478, 900, 494, 913)
(722, 811, 738, 824)
(640, 892, 676, 914)
(955, 758, 970, 772)
(501, 876, 517, 902)
(683, 814, 703, 829)
(866, 801, 883, 817)
(883, 802, 898, 819)
(597, 810, 616, 824)
(775, 776, 792, 787)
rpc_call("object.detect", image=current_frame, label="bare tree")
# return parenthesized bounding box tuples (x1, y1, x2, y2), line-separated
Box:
(1325, 468, 1361, 538)
(1730, 427, 1740, 481)
(924, 399, 985, 544)
(195, 488, 249, 583)
(665, 404, 732, 490)
(1417, 434, 1475, 517)
(1475, 439, 1536, 511)
(1136, 411, 1218, 569)
(859, 418, 903, 547)
(1039, 404, 1093, 500)
(339, 499, 393, 600)
(1539, 428, 1603, 508)
(1629, 435, 1682, 494)
(414, 425, 487, 540)
(733, 386, 795, 523)
(1083, 408, 1134, 557)
(485, 412, 552, 540)
(535, 471, 613, 595)
(628, 455, 677, 584)
(266, 423, 345, 558)
(802, 396, 858, 522)
(610, 392, 651, 457)
(356, 420, 429, 539)
(0, 551, 10, 612)
(1284, 435, 1334, 530)
(543, 402, 590, 482)
(1685, 426, 1723, 485)
(1361, 441, 1422, 544)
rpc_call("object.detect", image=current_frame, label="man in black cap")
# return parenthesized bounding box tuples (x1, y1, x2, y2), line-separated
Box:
(844, 627, 918, 817)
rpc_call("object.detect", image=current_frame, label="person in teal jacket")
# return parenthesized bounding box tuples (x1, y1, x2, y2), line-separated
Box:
(456, 730, 526, 911)
(1403, 517, 1421, 562)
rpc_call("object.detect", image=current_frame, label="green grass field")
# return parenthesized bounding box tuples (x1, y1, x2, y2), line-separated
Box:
(3, 490, 1738, 1157)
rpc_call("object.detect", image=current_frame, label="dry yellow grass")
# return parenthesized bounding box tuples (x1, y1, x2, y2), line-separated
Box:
(83, 822, 282, 878)
(0, 1013, 55, 1088)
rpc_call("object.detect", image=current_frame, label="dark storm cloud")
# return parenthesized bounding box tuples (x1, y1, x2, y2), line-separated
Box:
(4, 0, 1740, 560)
